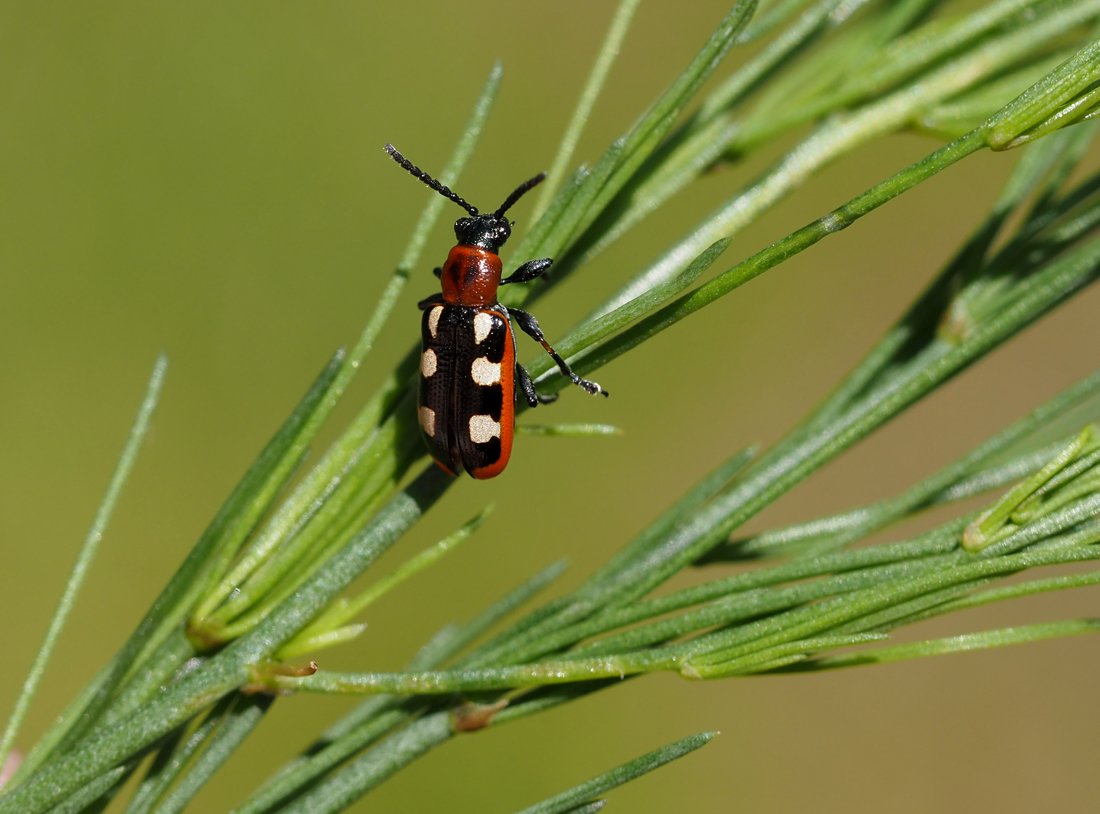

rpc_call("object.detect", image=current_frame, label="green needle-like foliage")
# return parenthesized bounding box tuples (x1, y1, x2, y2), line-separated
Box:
(513, 732, 717, 814)
(5, 2, 1100, 812)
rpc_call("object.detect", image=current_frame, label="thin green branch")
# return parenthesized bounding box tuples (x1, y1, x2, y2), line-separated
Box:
(508, 0, 758, 276)
(271, 536, 1099, 696)
(964, 427, 1096, 550)
(684, 543, 1100, 676)
(23, 350, 346, 777)
(588, 0, 1100, 317)
(517, 423, 622, 437)
(0, 469, 450, 814)
(0, 354, 167, 771)
(793, 618, 1100, 670)
(986, 37, 1100, 148)
(236, 561, 566, 813)
(712, 368, 1100, 560)
(530, 0, 642, 220)
(267, 479, 1100, 696)
(45, 765, 129, 814)
(539, 130, 986, 387)
(460, 446, 757, 668)
(514, 731, 716, 814)
(573, 0, 908, 261)
(149, 694, 272, 814)
(277, 507, 492, 659)
(268, 711, 454, 814)
(123, 698, 231, 814)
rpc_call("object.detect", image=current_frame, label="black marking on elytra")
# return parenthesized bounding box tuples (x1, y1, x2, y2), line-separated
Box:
(467, 380, 503, 422)
(475, 310, 508, 362)
(419, 306, 461, 472)
(475, 435, 502, 461)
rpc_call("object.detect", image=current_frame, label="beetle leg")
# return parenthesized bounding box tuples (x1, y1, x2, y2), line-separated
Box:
(433, 266, 443, 279)
(418, 292, 444, 310)
(501, 258, 552, 286)
(510, 308, 608, 397)
(516, 362, 557, 407)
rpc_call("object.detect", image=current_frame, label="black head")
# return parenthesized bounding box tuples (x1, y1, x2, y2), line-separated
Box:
(385, 144, 544, 252)
(454, 214, 510, 251)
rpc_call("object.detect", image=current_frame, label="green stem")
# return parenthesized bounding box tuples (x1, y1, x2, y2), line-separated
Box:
(514, 731, 716, 814)
(0, 355, 167, 770)
(123, 699, 229, 814)
(530, 0, 642, 221)
(0, 468, 449, 814)
(149, 694, 272, 814)
(540, 131, 985, 384)
(964, 426, 1094, 550)
(236, 562, 566, 813)
(796, 618, 1100, 670)
(272, 711, 454, 814)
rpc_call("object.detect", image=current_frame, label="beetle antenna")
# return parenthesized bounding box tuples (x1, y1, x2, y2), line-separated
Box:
(494, 172, 546, 218)
(384, 144, 479, 216)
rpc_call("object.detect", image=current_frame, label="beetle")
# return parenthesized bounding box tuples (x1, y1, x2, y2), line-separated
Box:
(385, 144, 608, 479)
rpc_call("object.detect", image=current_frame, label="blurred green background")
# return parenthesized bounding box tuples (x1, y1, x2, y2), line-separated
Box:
(2, 2, 1098, 811)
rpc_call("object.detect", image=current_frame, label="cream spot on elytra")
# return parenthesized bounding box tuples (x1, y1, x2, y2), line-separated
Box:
(418, 406, 436, 437)
(421, 348, 438, 378)
(473, 312, 494, 344)
(470, 356, 501, 386)
(468, 414, 500, 443)
(427, 305, 443, 338)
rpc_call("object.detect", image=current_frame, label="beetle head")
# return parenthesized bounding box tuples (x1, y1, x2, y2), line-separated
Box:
(455, 214, 512, 251)
(385, 144, 545, 253)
